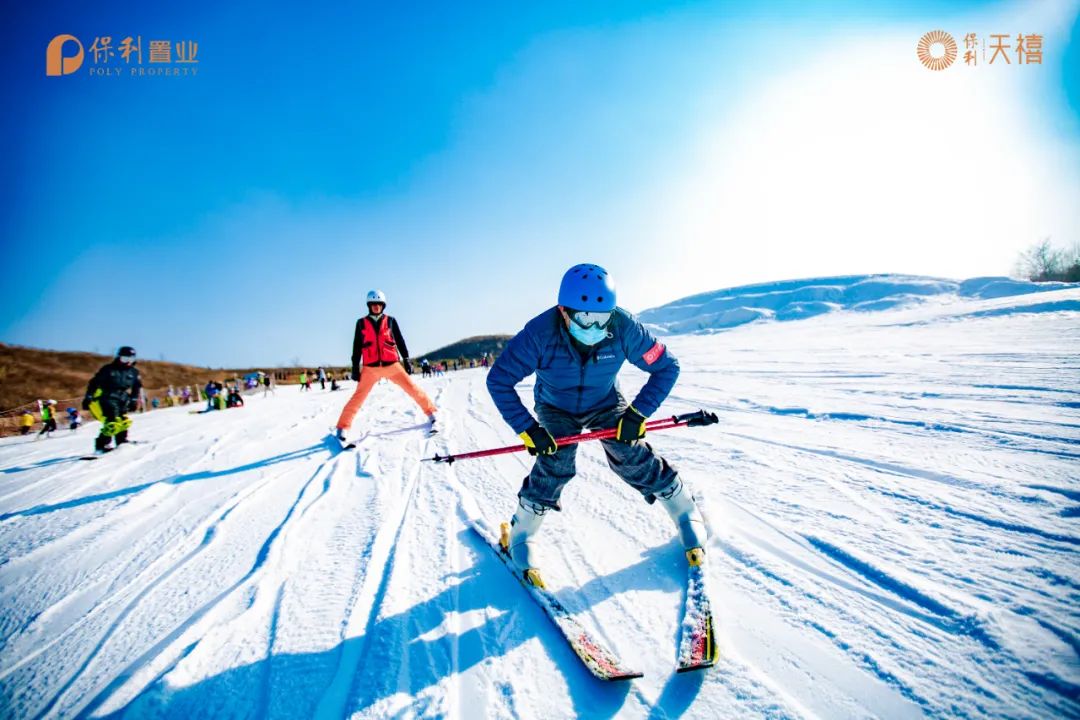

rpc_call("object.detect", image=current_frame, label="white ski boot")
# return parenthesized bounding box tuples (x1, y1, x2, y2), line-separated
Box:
(500, 500, 547, 588)
(656, 478, 708, 565)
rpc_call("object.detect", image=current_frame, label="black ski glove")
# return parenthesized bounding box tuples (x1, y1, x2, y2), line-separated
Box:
(519, 421, 557, 456)
(614, 406, 647, 443)
(82, 396, 92, 411)
(128, 399, 140, 412)
(351, 365, 360, 381)
(403, 358, 413, 375)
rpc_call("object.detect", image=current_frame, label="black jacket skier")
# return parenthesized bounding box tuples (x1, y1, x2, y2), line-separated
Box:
(84, 346, 142, 452)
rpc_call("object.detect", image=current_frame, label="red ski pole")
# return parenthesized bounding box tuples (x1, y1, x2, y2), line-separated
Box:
(424, 409, 718, 464)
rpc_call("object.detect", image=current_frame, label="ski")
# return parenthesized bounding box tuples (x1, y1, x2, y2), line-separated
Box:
(675, 559, 718, 673)
(78, 440, 146, 461)
(467, 523, 643, 681)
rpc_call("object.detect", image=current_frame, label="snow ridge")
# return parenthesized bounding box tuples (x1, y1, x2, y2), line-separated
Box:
(639, 273, 1078, 334)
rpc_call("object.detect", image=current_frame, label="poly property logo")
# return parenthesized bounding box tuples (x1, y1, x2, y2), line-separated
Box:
(917, 29, 1044, 70)
(46, 33, 199, 77)
(45, 35, 84, 76)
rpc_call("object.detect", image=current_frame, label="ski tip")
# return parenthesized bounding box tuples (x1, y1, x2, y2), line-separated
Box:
(675, 661, 716, 673)
(606, 671, 645, 681)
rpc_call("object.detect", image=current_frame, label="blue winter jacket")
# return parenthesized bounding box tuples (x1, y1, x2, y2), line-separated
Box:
(487, 307, 679, 434)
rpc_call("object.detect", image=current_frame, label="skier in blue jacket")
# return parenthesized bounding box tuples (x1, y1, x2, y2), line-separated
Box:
(487, 263, 706, 588)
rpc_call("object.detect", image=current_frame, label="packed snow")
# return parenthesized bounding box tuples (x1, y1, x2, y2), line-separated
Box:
(638, 274, 1079, 335)
(1, 280, 1078, 719)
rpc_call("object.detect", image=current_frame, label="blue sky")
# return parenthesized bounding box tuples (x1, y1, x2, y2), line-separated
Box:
(2, 0, 1078, 368)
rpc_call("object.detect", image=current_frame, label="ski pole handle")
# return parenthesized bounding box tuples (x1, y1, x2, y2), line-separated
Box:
(424, 409, 717, 464)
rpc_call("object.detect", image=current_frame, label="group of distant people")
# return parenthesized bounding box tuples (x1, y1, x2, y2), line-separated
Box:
(417, 354, 494, 377)
(161, 385, 199, 406)
(18, 400, 82, 438)
(202, 379, 256, 411)
(298, 367, 342, 392)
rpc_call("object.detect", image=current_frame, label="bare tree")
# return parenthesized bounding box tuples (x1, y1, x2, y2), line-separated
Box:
(1065, 241, 1080, 282)
(1016, 238, 1063, 280)
(1016, 238, 1080, 282)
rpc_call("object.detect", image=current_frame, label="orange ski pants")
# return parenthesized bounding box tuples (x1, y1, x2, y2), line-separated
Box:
(336, 363, 436, 429)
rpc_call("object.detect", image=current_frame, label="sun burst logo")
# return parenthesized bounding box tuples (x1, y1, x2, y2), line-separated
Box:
(917, 30, 958, 70)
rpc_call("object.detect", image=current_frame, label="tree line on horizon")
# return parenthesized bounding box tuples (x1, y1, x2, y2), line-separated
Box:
(1016, 239, 1080, 283)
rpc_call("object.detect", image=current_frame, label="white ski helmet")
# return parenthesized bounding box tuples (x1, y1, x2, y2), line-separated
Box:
(366, 289, 387, 304)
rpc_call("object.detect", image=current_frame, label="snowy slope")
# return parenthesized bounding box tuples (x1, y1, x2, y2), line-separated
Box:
(1, 286, 1078, 719)
(638, 274, 1079, 335)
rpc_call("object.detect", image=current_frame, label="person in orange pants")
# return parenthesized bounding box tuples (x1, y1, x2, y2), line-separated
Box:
(335, 289, 437, 442)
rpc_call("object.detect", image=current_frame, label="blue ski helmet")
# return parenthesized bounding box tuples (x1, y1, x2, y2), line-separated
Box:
(558, 264, 616, 311)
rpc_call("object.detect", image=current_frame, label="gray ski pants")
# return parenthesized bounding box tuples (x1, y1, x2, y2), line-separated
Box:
(519, 396, 680, 511)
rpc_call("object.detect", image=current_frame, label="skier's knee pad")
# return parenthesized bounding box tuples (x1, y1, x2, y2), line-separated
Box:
(656, 478, 707, 550)
(509, 499, 547, 568)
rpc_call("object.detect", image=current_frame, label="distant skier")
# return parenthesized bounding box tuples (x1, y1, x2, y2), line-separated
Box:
(83, 346, 142, 453)
(262, 373, 274, 396)
(334, 289, 438, 443)
(66, 407, 81, 431)
(36, 400, 58, 438)
(486, 263, 706, 588)
(318, 367, 327, 390)
(204, 381, 218, 411)
(19, 411, 34, 435)
(226, 387, 244, 407)
(299, 371, 310, 391)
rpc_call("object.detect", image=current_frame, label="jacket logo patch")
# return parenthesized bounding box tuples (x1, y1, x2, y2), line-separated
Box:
(642, 342, 665, 365)
(598, 353, 616, 361)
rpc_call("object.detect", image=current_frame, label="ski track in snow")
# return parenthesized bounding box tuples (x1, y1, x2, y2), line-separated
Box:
(0, 291, 1078, 718)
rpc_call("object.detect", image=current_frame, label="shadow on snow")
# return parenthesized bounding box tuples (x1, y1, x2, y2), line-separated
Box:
(92, 530, 703, 719)
(0, 440, 336, 522)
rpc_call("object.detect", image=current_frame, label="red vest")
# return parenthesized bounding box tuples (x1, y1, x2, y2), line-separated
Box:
(360, 315, 399, 365)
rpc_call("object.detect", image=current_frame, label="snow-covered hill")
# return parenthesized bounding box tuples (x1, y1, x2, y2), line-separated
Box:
(1, 285, 1078, 719)
(639, 274, 1079, 335)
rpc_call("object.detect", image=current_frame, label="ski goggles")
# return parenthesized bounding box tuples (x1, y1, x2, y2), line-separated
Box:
(118, 354, 136, 364)
(568, 309, 613, 330)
